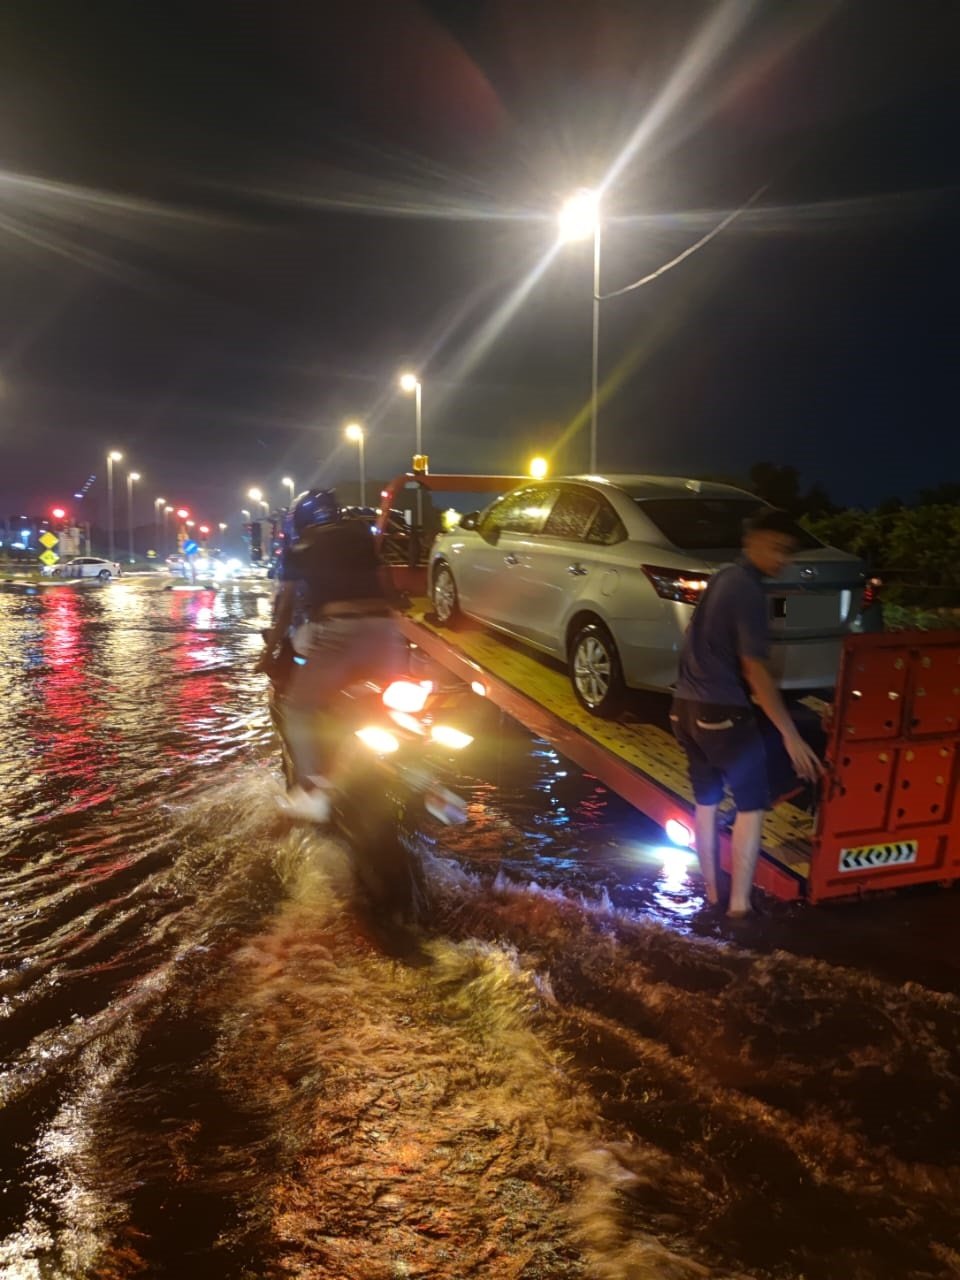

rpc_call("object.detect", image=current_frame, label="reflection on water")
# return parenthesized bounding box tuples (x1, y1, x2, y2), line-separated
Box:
(1, 581, 960, 1279)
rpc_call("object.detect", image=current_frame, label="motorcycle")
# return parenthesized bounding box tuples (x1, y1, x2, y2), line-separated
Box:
(263, 637, 471, 925)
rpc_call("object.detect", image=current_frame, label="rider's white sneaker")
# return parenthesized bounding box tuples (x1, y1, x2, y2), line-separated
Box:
(276, 785, 332, 824)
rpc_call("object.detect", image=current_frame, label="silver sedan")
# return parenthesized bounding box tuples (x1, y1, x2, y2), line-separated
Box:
(429, 475, 866, 715)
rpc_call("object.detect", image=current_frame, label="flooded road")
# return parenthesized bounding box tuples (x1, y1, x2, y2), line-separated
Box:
(2, 579, 959, 1279)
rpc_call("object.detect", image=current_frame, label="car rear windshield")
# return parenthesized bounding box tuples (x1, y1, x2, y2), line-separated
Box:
(638, 498, 822, 551)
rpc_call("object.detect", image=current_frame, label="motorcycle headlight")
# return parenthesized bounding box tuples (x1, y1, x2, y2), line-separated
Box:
(355, 726, 400, 755)
(430, 725, 473, 751)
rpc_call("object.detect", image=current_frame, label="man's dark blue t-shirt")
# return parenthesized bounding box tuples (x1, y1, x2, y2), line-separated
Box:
(674, 558, 769, 707)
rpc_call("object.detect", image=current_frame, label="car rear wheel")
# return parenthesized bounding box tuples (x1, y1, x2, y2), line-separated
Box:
(432, 563, 461, 627)
(569, 620, 625, 717)
(97, 569, 111, 581)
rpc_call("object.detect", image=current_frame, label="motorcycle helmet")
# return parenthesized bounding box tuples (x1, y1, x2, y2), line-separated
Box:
(292, 488, 341, 535)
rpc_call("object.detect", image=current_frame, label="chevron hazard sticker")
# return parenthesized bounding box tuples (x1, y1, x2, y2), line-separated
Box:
(839, 841, 918, 873)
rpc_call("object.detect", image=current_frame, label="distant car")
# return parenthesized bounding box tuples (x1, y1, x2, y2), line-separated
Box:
(429, 474, 868, 715)
(166, 555, 189, 577)
(45, 556, 122, 581)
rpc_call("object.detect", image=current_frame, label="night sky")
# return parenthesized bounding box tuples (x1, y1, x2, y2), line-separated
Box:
(1, 0, 958, 527)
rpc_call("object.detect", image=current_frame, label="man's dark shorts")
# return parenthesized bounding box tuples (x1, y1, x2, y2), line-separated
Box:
(670, 699, 770, 812)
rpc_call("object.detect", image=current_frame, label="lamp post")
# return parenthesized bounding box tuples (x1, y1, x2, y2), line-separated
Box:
(154, 497, 166, 556)
(344, 422, 366, 507)
(282, 476, 295, 507)
(163, 505, 173, 557)
(399, 372, 423, 520)
(558, 189, 601, 472)
(106, 450, 123, 562)
(126, 471, 140, 562)
(248, 487, 269, 515)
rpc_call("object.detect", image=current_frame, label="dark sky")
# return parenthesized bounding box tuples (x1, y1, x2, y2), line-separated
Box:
(1, 0, 958, 526)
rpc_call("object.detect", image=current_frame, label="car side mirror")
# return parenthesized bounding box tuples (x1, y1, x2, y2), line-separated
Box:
(460, 511, 480, 531)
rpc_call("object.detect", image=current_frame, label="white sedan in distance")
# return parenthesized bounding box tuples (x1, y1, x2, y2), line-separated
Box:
(45, 556, 123, 581)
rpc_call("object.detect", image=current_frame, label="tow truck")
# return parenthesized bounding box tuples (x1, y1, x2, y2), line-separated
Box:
(377, 471, 960, 904)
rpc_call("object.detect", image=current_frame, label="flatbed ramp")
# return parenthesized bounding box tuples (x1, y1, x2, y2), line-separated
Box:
(400, 603, 813, 899)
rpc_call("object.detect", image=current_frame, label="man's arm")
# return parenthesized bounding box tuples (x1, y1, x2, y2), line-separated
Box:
(256, 580, 296, 669)
(741, 656, 823, 783)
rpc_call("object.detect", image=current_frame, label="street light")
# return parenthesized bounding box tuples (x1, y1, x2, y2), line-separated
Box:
(529, 456, 549, 480)
(106, 450, 123, 562)
(126, 470, 140, 563)
(399, 372, 423, 519)
(558, 188, 602, 472)
(163, 505, 173, 557)
(241, 508, 251, 520)
(248, 487, 269, 515)
(344, 422, 366, 507)
(282, 476, 295, 507)
(154, 497, 166, 555)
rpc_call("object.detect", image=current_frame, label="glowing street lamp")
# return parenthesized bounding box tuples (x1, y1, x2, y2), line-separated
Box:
(558, 188, 602, 472)
(282, 476, 295, 507)
(106, 450, 123, 562)
(241, 508, 251, 520)
(219, 522, 228, 533)
(529, 456, 549, 480)
(399, 372, 423, 520)
(154, 497, 166, 555)
(126, 470, 140, 562)
(344, 422, 366, 507)
(247, 487, 269, 515)
(398, 372, 422, 460)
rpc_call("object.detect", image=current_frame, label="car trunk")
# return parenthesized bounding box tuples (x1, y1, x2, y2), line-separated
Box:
(695, 546, 865, 638)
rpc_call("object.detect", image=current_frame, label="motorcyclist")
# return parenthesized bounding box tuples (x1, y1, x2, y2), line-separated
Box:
(257, 487, 407, 821)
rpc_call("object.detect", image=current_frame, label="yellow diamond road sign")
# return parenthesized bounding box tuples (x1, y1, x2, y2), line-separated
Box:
(39, 550, 60, 566)
(39, 531, 59, 549)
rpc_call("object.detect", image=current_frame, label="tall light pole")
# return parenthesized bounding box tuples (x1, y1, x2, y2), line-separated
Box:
(399, 371, 423, 521)
(163, 505, 173, 557)
(282, 476, 295, 508)
(248, 487, 269, 515)
(154, 497, 166, 556)
(344, 422, 366, 507)
(106, 450, 123, 562)
(558, 189, 601, 472)
(126, 471, 140, 562)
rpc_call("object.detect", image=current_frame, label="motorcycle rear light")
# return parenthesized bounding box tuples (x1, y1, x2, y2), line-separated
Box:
(430, 725, 473, 751)
(642, 565, 710, 606)
(665, 818, 694, 849)
(862, 577, 883, 606)
(355, 726, 400, 754)
(382, 679, 433, 713)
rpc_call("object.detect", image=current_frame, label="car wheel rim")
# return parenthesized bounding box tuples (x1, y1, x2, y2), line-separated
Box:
(434, 571, 455, 621)
(574, 635, 611, 706)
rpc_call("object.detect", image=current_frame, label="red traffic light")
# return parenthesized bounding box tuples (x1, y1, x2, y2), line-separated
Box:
(176, 508, 189, 520)
(51, 507, 66, 520)
(199, 525, 210, 535)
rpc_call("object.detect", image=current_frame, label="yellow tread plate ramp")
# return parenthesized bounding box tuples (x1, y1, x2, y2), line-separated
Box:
(407, 604, 812, 879)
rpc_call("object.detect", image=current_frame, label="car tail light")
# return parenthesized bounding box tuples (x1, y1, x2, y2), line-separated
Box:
(382, 679, 433, 713)
(862, 577, 883, 606)
(642, 565, 711, 606)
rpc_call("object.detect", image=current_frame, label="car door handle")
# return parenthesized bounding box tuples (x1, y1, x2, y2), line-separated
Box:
(567, 563, 588, 576)
(504, 553, 519, 566)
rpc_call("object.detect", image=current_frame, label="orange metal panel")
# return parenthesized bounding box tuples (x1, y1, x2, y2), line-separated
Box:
(810, 630, 960, 902)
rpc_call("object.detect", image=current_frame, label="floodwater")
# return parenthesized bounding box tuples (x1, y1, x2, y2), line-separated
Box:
(1, 579, 959, 1280)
